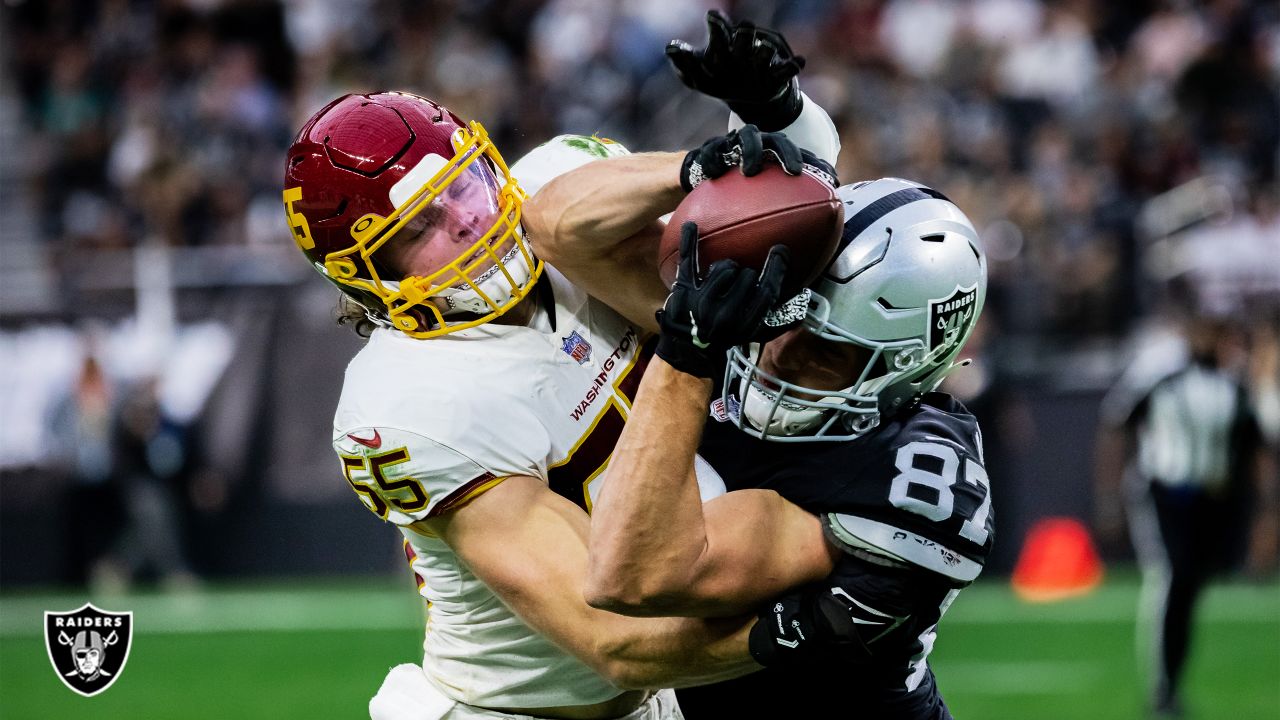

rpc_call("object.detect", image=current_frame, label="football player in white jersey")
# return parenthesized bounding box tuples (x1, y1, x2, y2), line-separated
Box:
(282, 13, 846, 720)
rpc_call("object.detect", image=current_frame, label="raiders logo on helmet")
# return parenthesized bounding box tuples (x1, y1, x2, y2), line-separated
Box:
(44, 603, 133, 697)
(928, 285, 979, 351)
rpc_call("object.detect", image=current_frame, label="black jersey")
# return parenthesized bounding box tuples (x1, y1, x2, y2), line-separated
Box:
(702, 392, 993, 578)
(679, 392, 994, 720)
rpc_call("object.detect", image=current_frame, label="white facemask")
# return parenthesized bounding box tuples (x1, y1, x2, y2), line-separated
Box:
(735, 344, 853, 436)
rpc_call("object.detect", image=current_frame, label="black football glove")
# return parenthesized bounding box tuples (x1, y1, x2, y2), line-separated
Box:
(667, 10, 806, 131)
(655, 221, 789, 378)
(681, 124, 805, 192)
(748, 552, 954, 669)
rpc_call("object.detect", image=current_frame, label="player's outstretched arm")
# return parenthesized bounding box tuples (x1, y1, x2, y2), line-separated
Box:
(526, 127, 806, 334)
(668, 10, 841, 165)
(524, 151, 684, 334)
(418, 475, 759, 690)
(586, 225, 836, 617)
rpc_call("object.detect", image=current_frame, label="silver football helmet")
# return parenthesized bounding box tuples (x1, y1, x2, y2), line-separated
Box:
(726, 178, 987, 442)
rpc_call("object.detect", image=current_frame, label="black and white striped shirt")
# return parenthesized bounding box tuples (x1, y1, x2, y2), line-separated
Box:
(1105, 357, 1261, 492)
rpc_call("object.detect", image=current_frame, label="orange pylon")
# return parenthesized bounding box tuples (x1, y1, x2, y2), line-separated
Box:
(1012, 517, 1104, 602)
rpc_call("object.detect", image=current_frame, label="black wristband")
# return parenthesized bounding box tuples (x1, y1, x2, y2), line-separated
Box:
(654, 325, 722, 379)
(748, 592, 817, 667)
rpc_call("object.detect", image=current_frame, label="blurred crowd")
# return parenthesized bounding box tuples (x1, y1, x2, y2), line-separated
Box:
(2, 0, 1278, 586)
(6, 0, 1278, 341)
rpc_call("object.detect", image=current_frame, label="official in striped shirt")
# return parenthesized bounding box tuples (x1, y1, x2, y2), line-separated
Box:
(1096, 316, 1276, 719)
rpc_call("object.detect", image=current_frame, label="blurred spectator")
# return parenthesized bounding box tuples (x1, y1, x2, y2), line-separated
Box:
(108, 378, 200, 591)
(5, 0, 1277, 350)
(52, 350, 125, 587)
(3, 0, 1279, 594)
(996, 1, 1099, 109)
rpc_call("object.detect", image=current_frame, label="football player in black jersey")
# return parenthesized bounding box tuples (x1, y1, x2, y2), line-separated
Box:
(581, 178, 993, 720)
(530, 14, 994, 720)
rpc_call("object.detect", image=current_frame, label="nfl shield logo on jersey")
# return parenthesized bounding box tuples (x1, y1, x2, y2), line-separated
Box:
(928, 285, 978, 350)
(44, 604, 133, 697)
(561, 330, 593, 365)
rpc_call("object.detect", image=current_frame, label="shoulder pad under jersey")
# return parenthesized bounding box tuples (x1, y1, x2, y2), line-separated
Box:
(511, 135, 631, 197)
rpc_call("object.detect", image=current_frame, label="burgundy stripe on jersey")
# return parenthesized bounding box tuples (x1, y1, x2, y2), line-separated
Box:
(402, 538, 425, 589)
(549, 404, 625, 512)
(428, 471, 500, 518)
(617, 336, 656, 406)
(549, 335, 654, 511)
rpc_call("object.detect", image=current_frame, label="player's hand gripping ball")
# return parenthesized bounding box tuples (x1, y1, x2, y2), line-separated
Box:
(655, 222, 791, 378)
(663, 148, 844, 300)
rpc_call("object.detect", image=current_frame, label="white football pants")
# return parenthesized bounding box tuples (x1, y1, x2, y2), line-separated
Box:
(369, 663, 683, 720)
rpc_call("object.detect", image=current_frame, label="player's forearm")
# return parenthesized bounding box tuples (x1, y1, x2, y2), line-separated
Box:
(525, 152, 685, 266)
(435, 475, 760, 690)
(593, 614, 759, 690)
(586, 359, 714, 614)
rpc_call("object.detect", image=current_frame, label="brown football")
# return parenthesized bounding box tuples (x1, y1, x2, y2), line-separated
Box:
(659, 164, 844, 298)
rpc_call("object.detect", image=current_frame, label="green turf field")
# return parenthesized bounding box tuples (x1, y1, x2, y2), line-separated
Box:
(1, 573, 1276, 719)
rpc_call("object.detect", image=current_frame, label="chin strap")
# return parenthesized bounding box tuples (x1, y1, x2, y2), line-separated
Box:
(436, 245, 533, 316)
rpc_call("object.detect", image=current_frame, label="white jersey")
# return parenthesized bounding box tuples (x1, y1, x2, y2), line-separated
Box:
(334, 135, 672, 710)
(334, 97, 842, 710)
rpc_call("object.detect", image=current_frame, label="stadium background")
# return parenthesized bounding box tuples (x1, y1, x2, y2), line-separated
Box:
(0, 0, 1276, 718)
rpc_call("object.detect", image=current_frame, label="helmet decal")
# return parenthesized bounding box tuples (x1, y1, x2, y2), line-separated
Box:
(928, 284, 979, 351)
(282, 186, 315, 251)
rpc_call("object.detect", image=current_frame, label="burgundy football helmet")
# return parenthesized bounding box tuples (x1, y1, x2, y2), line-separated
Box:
(283, 92, 539, 338)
